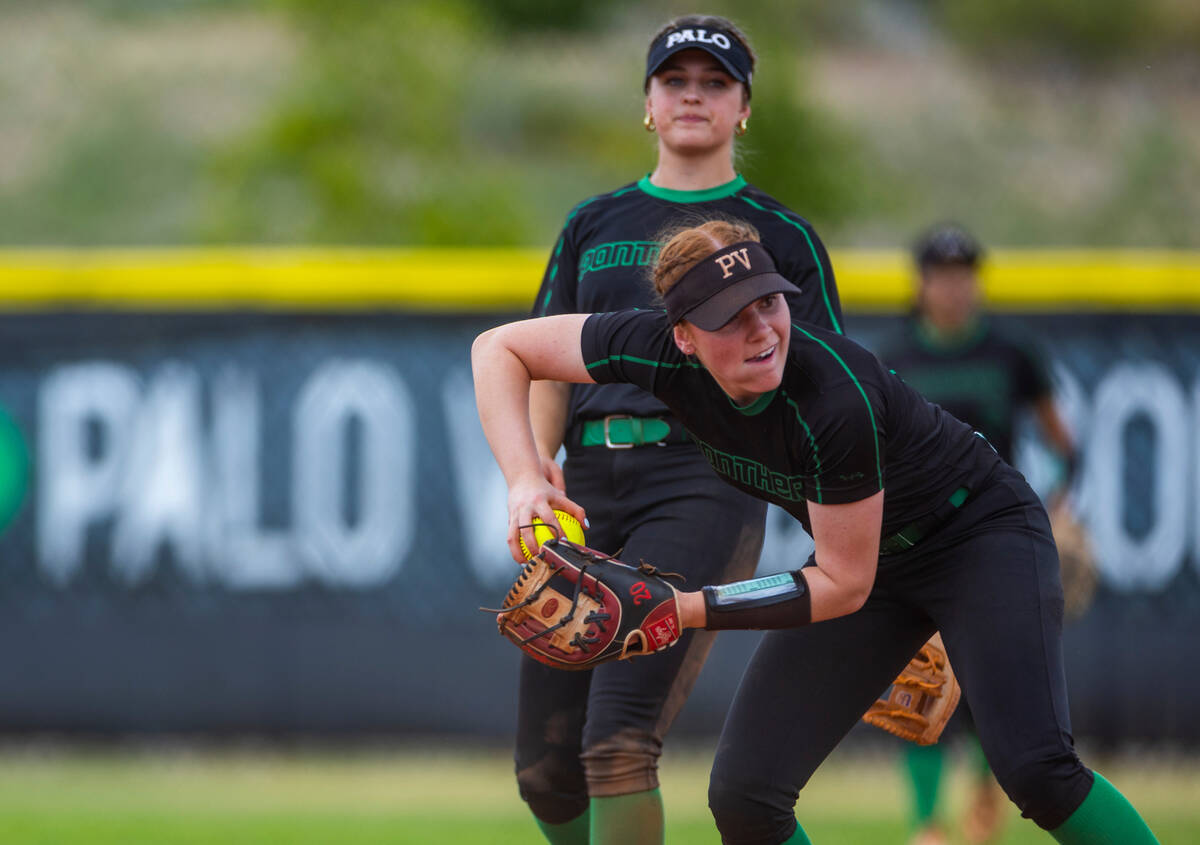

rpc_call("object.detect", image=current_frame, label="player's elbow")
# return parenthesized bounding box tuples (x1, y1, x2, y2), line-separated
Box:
(823, 559, 876, 618)
(843, 581, 872, 615)
(471, 327, 494, 362)
(471, 327, 506, 374)
(828, 581, 871, 618)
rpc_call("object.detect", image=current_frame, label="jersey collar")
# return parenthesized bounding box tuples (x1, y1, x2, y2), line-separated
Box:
(728, 388, 777, 416)
(637, 174, 747, 203)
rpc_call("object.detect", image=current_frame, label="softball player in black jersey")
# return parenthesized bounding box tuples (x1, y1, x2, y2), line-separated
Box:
(517, 15, 841, 845)
(880, 223, 1078, 845)
(472, 219, 1158, 845)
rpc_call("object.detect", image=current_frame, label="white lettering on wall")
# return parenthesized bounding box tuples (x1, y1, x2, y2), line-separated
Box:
(442, 365, 523, 587)
(38, 362, 140, 585)
(110, 362, 207, 585)
(294, 359, 415, 588)
(209, 366, 297, 589)
(36, 358, 416, 590)
(1194, 375, 1200, 582)
(31, 354, 1200, 595)
(1087, 363, 1188, 591)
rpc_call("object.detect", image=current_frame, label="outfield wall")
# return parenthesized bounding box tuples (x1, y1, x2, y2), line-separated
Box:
(0, 250, 1196, 745)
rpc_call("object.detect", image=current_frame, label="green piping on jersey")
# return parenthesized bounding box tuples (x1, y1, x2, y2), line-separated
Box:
(584, 353, 704, 372)
(636, 174, 747, 202)
(793, 324, 883, 491)
(783, 389, 823, 504)
(540, 194, 605, 315)
(739, 195, 843, 336)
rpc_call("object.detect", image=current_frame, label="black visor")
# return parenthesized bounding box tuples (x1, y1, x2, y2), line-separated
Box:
(663, 241, 798, 330)
(645, 26, 753, 94)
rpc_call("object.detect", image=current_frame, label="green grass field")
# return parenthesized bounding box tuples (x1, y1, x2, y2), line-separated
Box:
(0, 742, 1194, 844)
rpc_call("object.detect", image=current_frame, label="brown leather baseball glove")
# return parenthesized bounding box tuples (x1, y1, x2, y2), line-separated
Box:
(488, 538, 685, 671)
(1050, 499, 1098, 621)
(862, 631, 961, 745)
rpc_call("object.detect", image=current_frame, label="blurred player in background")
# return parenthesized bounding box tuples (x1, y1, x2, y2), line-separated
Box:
(879, 222, 1079, 845)
(519, 14, 842, 845)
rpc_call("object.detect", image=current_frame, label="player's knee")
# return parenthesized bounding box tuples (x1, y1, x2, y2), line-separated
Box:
(995, 749, 1094, 830)
(707, 768, 799, 845)
(580, 729, 662, 796)
(516, 752, 589, 825)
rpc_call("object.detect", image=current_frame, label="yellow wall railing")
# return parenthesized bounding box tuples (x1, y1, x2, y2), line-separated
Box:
(0, 248, 1196, 311)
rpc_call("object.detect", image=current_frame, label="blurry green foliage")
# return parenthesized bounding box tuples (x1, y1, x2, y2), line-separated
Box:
(43, 0, 251, 19)
(929, 0, 1200, 63)
(472, 0, 618, 33)
(206, 0, 539, 243)
(204, 0, 864, 244)
(1, 0, 1197, 247)
(732, 8, 869, 226)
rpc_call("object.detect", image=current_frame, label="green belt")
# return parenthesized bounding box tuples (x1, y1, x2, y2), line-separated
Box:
(879, 486, 970, 555)
(579, 416, 675, 448)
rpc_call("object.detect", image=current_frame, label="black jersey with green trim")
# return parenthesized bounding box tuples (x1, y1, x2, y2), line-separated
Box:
(879, 318, 1052, 464)
(581, 309, 1001, 539)
(532, 175, 842, 423)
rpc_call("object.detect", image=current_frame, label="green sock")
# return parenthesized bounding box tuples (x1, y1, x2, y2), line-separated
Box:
(1050, 772, 1159, 845)
(535, 806, 590, 845)
(590, 789, 663, 845)
(904, 742, 945, 827)
(780, 821, 813, 844)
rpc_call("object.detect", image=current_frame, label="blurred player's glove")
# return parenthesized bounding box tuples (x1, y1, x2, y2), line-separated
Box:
(1049, 499, 1097, 621)
(488, 539, 684, 671)
(861, 632, 961, 745)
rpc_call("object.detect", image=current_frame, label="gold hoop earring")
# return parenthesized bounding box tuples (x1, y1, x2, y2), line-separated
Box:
(735, 118, 748, 136)
(644, 112, 656, 133)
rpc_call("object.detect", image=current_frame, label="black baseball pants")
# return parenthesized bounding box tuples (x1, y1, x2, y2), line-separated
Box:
(707, 464, 1094, 844)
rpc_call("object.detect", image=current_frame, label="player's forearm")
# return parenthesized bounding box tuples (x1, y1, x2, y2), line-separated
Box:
(471, 331, 543, 487)
(530, 379, 570, 458)
(677, 560, 872, 631)
(677, 591, 707, 628)
(681, 570, 814, 631)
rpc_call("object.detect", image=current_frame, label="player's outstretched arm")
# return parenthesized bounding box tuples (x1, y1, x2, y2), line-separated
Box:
(676, 491, 884, 630)
(471, 315, 594, 561)
(495, 492, 886, 665)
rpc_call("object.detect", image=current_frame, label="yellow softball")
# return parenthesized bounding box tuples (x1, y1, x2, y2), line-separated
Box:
(519, 510, 586, 560)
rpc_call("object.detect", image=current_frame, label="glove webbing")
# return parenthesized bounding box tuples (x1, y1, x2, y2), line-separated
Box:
(490, 544, 618, 648)
(568, 610, 613, 652)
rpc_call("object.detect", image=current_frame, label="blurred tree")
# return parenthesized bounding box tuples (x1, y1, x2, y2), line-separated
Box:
(731, 7, 868, 227)
(205, 0, 538, 244)
(474, 0, 615, 33)
(1, 0, 1194, 247)
(203, 0, 863, 244)
(928, 0, 1199, 64)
